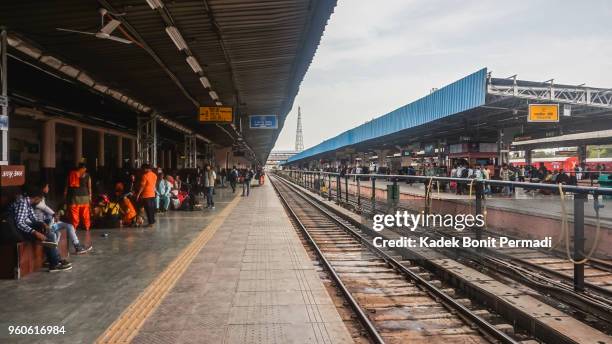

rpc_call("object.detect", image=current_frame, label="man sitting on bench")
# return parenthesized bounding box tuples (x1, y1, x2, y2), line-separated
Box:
(10, 189, 72, 272)
(35, 183, 92, 255)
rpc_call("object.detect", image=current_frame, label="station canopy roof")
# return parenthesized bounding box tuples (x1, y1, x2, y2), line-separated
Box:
(0, 0, 337, 163)
(287, 68, 612, 164)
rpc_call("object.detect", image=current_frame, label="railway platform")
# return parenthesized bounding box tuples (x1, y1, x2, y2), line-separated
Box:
(0, 185, 353, 344)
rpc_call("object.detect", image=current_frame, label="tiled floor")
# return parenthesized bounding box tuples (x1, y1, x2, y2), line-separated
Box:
(0, 187, 238, 343)
(132, 183, 353, 344)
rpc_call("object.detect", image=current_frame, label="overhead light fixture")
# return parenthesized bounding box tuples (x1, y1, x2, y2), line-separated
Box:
(59, 64, 80, 78)
(199, 76, 211, 89)
(146, 0, 164, 9)
(77, 72, 95, 87)
(93, 84, 109, 93)
(215, 101, 222, 106)
(40, 55, 63, 69)
(186, 56, 202, 73)
(209, 90, 219, 101)
(165, 26, 187, 51)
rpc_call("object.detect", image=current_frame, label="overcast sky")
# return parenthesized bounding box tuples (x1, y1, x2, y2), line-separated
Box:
(272, 0, 612, 151)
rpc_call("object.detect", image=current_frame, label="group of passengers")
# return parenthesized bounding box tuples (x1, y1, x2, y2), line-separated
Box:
(3, 161, 264, 273)
(297, 161, 608, 198)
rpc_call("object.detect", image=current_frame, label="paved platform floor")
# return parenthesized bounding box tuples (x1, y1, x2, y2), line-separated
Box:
(0, 183, 352, 344)
(131, 182, 352, 344)
(343, 178, 612, 227)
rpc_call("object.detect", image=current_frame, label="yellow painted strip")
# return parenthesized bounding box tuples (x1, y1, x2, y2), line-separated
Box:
(96, 194, 241, 344)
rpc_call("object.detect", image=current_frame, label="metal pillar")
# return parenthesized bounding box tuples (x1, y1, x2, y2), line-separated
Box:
(0, 29, 8, 166)
(136, 115, 157, 167)
(116, 136, 123, 168)
(41, 120, 56, 169)
(74, 126, 83, 165)
(159, 148, 165, 169)
(130, 139, 136, 168)
(525, 149, 532, 167)
(574, 194, 586, 292)
(184, 134, 197, 168)
(97, 131, 105, 168)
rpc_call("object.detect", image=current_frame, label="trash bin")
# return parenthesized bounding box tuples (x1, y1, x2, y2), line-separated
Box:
(599, 174, 612, 200)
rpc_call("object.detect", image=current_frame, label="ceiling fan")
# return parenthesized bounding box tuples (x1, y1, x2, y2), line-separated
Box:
(56, 8, 132, 44)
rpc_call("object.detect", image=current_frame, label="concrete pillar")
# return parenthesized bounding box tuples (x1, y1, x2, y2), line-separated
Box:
(41, 120, 56, 185)
(97, 131, 105, 168)
(130, 139, 136, 168)
(74, 126, 83, 166)
(41, 120, 56, 168)
(116, 136, 123, 168)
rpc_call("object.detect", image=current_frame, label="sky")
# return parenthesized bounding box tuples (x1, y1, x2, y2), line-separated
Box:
(272, 0, 612, 151)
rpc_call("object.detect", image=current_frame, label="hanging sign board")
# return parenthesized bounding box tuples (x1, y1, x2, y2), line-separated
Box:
(249, 115, 278, 129)
(0, 165, 26, 187)
(528, 104, 559, 122)
(199, 107, 233, 123)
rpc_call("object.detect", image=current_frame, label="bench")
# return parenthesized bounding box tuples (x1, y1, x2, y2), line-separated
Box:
(0, 226, 70, 279)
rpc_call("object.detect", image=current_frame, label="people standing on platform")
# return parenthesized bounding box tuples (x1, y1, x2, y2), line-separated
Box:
(229, 166, 239, 193)
(136, 164, 157, 227)
(156, 174, 172, 213)
(242, 168, 254, 197)
(36, 183, 92, 254)
(204, 165, 217, 209)
(219, 168, 227, 188)
(500, 164, 513, 197)
(64, 163, 92, 231)
(11, 189, 72, 272)
(482, 165, 492, 195)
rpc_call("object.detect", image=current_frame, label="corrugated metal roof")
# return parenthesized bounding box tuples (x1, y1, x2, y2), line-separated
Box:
(288, 68, 488, 163)
(0, 0, 336, 163)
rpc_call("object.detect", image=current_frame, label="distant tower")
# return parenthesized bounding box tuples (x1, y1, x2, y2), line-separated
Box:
(295, 106, 304, 152)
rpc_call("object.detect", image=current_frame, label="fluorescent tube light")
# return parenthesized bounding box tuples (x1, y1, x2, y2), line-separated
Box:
(165, 26, 187, 51)
(215, 101, 222, 106)
(199, 76, 211, 88)
(146, 0, 164, 9)
(186, 56, 202, 73)
(209, 90, 219, 101)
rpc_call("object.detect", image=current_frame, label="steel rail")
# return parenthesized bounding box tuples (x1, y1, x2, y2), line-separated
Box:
(272, 175, 519, 344)
(280, 172, 612, 336)
(270, 176, 386, 344)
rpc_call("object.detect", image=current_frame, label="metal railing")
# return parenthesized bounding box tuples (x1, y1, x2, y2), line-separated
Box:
(279, 170, 612, 292)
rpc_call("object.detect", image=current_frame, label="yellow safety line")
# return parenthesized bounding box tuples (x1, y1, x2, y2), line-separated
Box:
(96, 194, 241, 344)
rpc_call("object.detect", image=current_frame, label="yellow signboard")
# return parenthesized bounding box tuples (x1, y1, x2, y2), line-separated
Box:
(199, 107, 233, 123)
(528, 104, 559, 122)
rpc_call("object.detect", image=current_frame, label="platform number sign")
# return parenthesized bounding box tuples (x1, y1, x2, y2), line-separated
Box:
(528, 104, 559, 123)
(199, 106, 233, 123)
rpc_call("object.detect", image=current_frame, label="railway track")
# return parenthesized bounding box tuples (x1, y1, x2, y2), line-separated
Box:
(275, 173, 612, 343)
(322, 178, 612, 302)
(271, 175, 524, 344)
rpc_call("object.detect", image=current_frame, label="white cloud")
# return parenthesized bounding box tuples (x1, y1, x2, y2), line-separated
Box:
(274, 0, 612, 151)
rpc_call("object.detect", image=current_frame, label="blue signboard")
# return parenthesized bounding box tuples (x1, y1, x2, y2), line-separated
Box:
(249, 115, 278, 129)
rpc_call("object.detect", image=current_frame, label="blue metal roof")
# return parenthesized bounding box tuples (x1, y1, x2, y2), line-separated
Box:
(287, 68, 488, 163)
